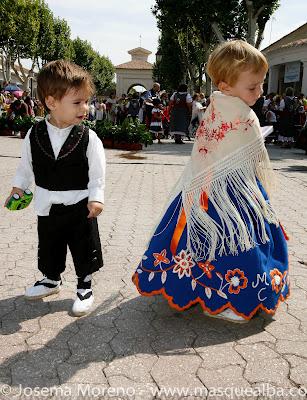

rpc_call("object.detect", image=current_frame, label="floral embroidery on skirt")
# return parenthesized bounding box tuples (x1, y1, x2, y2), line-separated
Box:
(132, 189, 289, 320)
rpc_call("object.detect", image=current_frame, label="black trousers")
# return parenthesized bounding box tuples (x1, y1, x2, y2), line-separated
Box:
(37, 198, 103, 280)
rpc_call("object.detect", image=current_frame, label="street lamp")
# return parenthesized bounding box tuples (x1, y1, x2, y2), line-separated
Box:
(155, 49, 162, 63)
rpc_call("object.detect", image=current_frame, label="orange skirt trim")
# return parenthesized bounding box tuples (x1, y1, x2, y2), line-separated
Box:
(280, 223, 290, 241)
(132, 273, 290, 321)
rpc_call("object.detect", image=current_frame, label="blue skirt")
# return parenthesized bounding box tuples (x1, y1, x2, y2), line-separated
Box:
(133, 187, 289, 320)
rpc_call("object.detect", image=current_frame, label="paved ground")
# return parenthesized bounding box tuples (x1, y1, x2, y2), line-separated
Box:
(0, 135, 307, 400)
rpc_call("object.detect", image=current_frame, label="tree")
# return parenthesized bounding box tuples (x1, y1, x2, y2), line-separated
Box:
(152, 0, 280, 91)
(51, 17, 73, 60)
(72, 37, 97, 71)
(90, 55, 115, 95)
(0, 0, 73, 89)
(0, 0, 40, 86)
(35, 2, 56, 67)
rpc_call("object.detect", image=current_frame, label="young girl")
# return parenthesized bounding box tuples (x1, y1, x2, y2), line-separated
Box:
(132, 40, 289, 323)
(149, 98, 163, 144)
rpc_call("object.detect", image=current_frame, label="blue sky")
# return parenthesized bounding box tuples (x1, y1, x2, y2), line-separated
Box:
(44, 0, 306, 65)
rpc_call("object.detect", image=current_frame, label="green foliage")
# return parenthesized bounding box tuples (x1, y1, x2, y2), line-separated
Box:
(89, 119, 152, 146)
(152, 0, 280, 89)
(51, 17, 73, 60)
(72, 37, 97, 71)
(91, 55, 115, 95)
(12, 115, 36, 131)
(0, 112, 11, 130)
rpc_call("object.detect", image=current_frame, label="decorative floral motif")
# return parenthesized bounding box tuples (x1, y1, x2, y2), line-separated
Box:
(153, 249, 170, 267)
(225, 268, 248, 294)
(173, 250, 195, 279)
(196, 97, 254, 155)
(270, 268, 284, 293)
(198, 261, 215, 279)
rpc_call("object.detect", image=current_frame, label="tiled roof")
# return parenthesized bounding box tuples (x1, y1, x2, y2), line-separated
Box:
(128, 47, 152, 55)
(263, 23, 307, 53)
(115, 60, 153, 70)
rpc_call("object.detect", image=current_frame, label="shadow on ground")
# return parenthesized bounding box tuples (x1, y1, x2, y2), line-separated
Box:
(0, 292, 273, 387)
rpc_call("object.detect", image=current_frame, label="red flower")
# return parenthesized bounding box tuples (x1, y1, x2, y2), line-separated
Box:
(198, 261, 215, 279)
(153, 249, 170, 267)
(225, 268, 248, 294)
(270, 268, 284, 293)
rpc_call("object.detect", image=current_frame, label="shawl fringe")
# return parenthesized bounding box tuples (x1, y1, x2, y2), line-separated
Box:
(181, 137, 279, 261)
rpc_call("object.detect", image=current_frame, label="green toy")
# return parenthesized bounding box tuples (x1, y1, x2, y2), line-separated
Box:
(6, 189, 33, 211)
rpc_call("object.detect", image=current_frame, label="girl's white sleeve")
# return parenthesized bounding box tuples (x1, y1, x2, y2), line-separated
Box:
(12, 129, 34, 190)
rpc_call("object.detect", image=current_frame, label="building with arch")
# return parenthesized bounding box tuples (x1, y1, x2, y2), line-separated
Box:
(263, 23, 307, 95)
(115, 47, 153, 96)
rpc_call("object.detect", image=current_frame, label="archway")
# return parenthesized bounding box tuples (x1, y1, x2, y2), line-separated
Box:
(127, 83, 147, 95)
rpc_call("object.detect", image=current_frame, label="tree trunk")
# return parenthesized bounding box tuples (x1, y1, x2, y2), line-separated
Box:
(211, 22, 225, 43)
(255, 26, 265, 49)
(246, 0, 256, 46)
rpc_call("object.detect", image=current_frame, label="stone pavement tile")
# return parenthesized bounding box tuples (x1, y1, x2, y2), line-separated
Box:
(275, 340, 307, 358)
(107, 376, 158, 400)
(235, 343, 279, 362)
(1, 318, 40, 334)
(285, 355, 307, 387)
(198, 365, 250, 395)
(264, 321, 307, 341)
(104, 355, 158, 384)
(151, 335, 197, 355)
(0, 330, 32, 346)
(57, 361, 107, 384)
(266, 309, 301, 325)
(197, 343, 245, 369)
(11, 347, 70, 383)
(110, 334, 153, 358)
(252, 382, 304, 400)
(244, 357, 289, 386)
(151, 354, 204, 393)
(26, 326, 78, 350)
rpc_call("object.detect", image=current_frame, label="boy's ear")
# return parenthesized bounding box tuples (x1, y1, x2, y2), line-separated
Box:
(45, 96, 57, 110)
(218, 81, 232, 93)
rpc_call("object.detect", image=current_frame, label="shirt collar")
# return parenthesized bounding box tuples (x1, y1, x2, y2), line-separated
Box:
(45, 115, 74, 134)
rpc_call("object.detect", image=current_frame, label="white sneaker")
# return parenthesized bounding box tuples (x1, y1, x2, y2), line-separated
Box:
(72, 289, 94, 317)
(25, 277, 61, 300)
(203, 308, 248, 324)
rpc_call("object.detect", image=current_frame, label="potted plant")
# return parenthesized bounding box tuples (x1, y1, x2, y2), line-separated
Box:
(94, 120, 116, 148)
(114, 118, 152, 150)
(13, 115, 36, 138)
(0, 113, 13, 136)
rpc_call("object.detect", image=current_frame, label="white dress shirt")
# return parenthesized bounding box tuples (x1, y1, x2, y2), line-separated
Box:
(12, 118, 106, 216)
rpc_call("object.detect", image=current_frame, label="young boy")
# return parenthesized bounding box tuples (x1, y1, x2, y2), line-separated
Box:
(5, 60, 106, 316)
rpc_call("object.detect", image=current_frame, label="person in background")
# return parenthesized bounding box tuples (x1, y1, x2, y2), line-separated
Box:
(141, 83, 161, 128)
(169, 83, 192, 143)
(126, 93, 140, 121)
(149, 98, 163, 144)
(279, 87, 297, 148)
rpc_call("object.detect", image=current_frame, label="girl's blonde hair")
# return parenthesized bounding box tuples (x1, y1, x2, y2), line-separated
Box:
(207, 40, 268, 87)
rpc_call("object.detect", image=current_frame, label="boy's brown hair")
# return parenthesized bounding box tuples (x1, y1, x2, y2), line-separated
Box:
(37, 60, 95, 110)
(207, 40, 268, 87)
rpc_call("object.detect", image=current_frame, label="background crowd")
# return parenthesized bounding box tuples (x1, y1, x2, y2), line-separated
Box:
(1, 82, 307, 153)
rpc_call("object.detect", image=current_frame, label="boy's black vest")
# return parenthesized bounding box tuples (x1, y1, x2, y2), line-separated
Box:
(30, 120, 89, 191)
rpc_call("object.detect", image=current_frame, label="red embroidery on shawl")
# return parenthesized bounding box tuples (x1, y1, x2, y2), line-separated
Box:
(196, 98, 254, 154)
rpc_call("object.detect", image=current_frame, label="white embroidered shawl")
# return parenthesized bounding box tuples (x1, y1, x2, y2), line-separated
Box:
(171, 91, 279, 262)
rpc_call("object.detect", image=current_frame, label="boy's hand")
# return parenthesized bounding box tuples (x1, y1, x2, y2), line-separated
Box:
(4, 187, 24, 207)
(87, 201, 104, 218)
